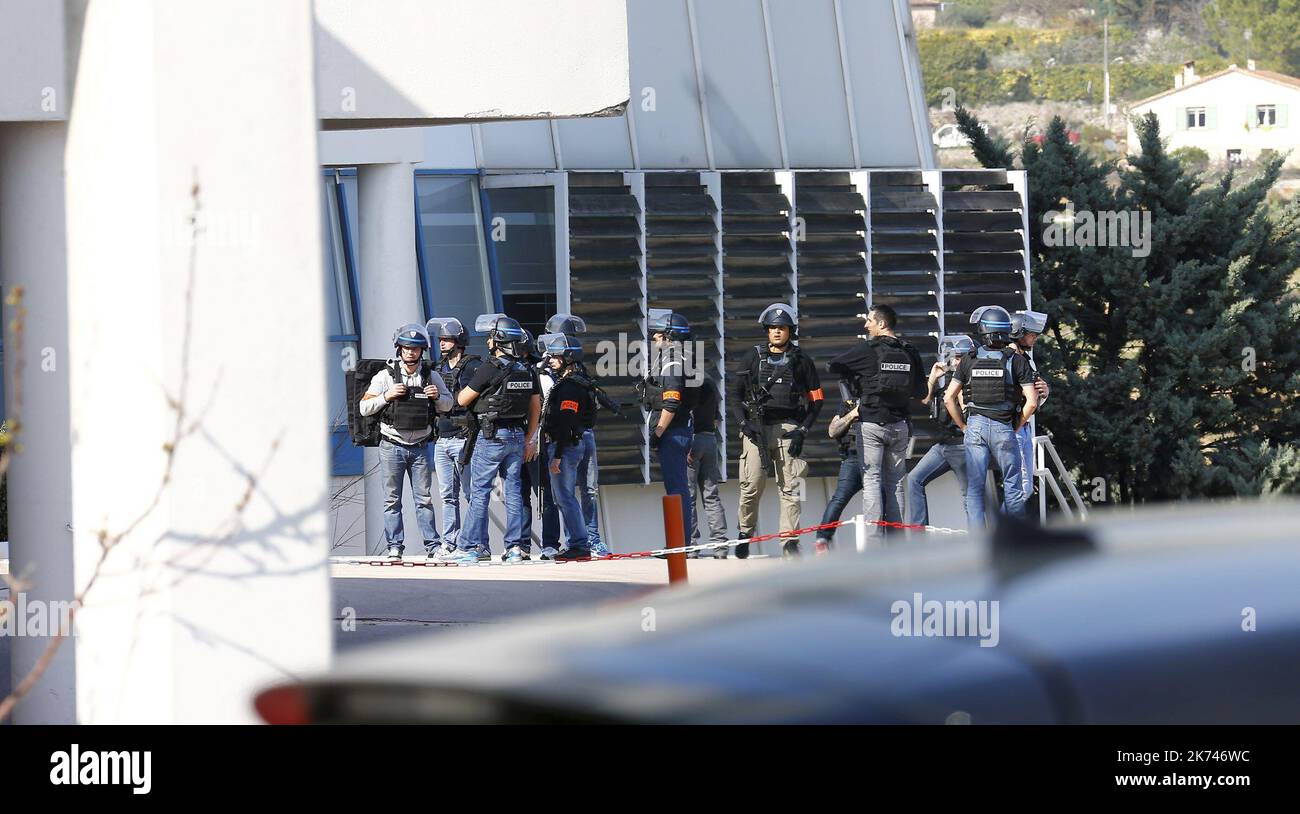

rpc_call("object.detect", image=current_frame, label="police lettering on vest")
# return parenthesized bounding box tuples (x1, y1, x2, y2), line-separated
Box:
(870, 337, 915, 402)
(967, 346, 1017, 415)
(474, 357, 534, 424)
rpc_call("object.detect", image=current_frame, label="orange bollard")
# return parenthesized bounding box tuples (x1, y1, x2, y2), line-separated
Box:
(662, 494, 689, 585)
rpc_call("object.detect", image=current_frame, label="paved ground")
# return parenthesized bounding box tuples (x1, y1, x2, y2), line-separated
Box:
(330, 554, 783, 651)
(0, 555, 786, 687)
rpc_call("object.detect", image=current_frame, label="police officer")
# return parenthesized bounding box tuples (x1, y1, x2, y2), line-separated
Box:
(545, 313, 611, 557)
(640, 308, 698, 545)
(1009, 310, 1051, 502)
(515, 327, 561, 558)
(904, 335, 974, 528)
(449, 314, 540, 563)
(537, 332, 597, 560)
(828, 303, 926, 546)
(425, 317, 482, 558)
(731, 303, 825, 558)
(358, 323, 454, 559)
(943, 306, 1038, 530)
(688, 373, 729, 559)
(812, 380, 863, 555)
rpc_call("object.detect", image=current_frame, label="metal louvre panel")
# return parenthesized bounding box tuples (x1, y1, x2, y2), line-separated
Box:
(568, 173, 645, 485)
(721, 172, 793, 478)
(793, 172, 866, 478)
(645, 173, 721, 484)
(867, 171, 942, 457)
(942, 170, 1028, 343)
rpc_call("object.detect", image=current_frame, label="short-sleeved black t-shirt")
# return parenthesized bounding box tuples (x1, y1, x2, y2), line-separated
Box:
(691, 376, 721, 433)
(465, 357, 539, 396)
(954, 349, 1035, 424)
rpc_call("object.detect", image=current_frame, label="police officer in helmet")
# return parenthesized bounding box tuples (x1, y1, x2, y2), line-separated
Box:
(1009, 310, 1051, 504)
(640, 308, 699, 546)
(943, 306, 1039, 530)
(537, 332, 597, 560)
(447, 314, 541, 563)
(545, 313, 611, 557)
(357, 323, 454, 560)
(905, 334, 974, 530)
(425, 317, 485, 558)
(513, 326, 562, 558)
(732, 303, 825, 558)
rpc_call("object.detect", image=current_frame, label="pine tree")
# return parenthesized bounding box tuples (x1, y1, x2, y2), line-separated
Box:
(955, 108, 1300, 503)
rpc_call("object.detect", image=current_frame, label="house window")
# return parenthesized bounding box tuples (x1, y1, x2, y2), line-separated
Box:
(1227, 149, 1243, 165)
(1186, 107, 1207, 129)
(1257, 105, 1277, 126)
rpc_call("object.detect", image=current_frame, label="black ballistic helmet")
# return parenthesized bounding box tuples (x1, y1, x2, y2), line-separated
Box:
(647, 308, 692, 341)
(758, 303, 797, 328)
(970, 305, 1013, 346)
(474, 313, 528, 358)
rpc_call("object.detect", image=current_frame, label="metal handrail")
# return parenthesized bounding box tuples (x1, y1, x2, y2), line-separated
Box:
(1034, 435, 1089, 522)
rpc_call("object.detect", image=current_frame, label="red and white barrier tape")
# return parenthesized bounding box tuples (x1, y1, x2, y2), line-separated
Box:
(335, 515, 966, 568)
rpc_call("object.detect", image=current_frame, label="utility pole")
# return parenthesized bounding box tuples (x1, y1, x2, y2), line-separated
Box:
(1103, 15, 1111, 130)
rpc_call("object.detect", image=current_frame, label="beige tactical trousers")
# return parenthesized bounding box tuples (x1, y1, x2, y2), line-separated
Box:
(737, 420, 808, 536)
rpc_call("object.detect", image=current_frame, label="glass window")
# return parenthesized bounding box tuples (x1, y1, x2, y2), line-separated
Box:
(1187, 107, 1207, 128)
(483, 186, 556, 338)
(322, 173, 361, 476)
(416, 174, 494, 359)
(1257, 105, 1276, 126)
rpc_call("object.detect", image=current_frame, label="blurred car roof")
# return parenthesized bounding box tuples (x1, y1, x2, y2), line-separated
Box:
(282, 499, 1300, 724)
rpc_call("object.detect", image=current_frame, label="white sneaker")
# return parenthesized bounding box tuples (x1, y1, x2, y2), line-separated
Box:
(539, 546, 559, 561)
(505, 545, 526, 563)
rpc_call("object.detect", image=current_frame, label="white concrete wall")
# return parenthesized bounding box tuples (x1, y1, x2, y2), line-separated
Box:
(63, 0, 332, 723)
(1129, 71, 1300, 167)
(314, 0, 630, 128)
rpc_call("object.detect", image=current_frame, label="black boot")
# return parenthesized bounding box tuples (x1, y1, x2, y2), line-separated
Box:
(735, 530, 752, 560)
(781, 539, 801, 559)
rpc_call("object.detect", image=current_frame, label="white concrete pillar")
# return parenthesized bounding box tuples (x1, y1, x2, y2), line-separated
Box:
(357, 161, 424, 556)
(0, 121, 77, 723)
(62, 1, 331, 723)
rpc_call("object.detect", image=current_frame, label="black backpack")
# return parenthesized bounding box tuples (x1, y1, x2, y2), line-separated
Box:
(346, 359, 436, 447)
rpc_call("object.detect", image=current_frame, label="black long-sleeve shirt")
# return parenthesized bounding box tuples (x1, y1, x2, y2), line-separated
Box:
(828, 336, 926, 424)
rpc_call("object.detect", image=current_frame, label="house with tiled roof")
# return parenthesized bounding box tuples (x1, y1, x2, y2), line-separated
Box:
(1128, 60, 1300, 168)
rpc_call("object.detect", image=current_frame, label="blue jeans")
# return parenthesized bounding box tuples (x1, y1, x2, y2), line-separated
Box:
(548, 441, 589, 551)
(433, 435, 469, 549)
(576, 429, 603, 549)
(461, 427, 526, 554)
(517, 441, 559, 549)
(816, 451, 863, 542)
(1016, 422, 1035, 501)
(905, 441, 968, 526)
(657, 425, 693, 542)
(379, 439, 439, 551)
(963, 414, 1025, 530)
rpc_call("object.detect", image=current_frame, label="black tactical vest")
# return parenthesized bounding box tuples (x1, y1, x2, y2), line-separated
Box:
(753, 345, 805, 413)
(968, 346, 1016, 414)
(869, 337, 915, 402)
(439, 353, 481, 431)
(473, 356, 533, 422)
(386, 361, 435, 431)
